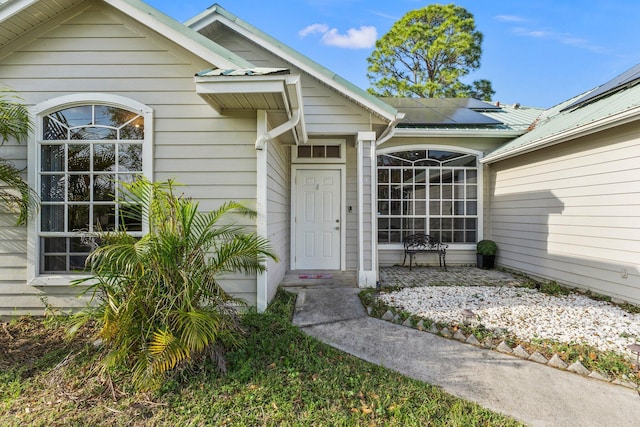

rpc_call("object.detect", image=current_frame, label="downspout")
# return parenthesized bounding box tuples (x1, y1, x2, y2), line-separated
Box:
(255, 75, 307, 150)
(375, 112, 405, 146)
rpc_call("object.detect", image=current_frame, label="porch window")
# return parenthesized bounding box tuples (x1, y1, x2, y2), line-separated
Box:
(377, 149, 478, 244)
(38, 104, 145, 273)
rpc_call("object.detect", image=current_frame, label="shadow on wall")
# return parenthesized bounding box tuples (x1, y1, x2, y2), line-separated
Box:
(489, 189, 640, 304)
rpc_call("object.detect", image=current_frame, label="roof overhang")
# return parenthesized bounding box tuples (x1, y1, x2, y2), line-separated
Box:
(195, 68, 307, 146)
(186, 4, 398, 124)
(481, 104, 640, 164)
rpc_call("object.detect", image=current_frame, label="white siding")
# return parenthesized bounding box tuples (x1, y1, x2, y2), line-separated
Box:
(345, 144, 358, 270)
(488, 122, 640, 304)
(0, 3, 259, 314)
(265, 140, 290, 302)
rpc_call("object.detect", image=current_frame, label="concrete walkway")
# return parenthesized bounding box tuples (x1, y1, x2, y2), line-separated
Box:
(289, 285, 640, 426)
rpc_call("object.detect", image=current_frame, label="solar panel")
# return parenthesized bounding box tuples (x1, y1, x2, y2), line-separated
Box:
(561, 63, 640, 112)
(382, 97, 502, 126)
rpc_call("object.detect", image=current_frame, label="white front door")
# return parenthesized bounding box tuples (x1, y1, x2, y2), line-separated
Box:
(294, 169, 341, 270)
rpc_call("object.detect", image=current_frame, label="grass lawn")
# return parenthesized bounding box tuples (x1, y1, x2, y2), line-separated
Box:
(0, 290, 523, 426)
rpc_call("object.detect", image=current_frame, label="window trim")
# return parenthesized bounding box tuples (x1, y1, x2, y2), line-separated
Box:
(376, 144, 484, 250)
(28, 94, 153, 286)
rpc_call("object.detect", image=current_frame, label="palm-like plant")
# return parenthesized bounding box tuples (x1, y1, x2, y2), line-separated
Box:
(0, 88, 35, 225)
(72, 178, 278, 391)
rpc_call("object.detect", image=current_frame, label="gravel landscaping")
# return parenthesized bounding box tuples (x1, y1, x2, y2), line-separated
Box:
(378, 268, 640, 358)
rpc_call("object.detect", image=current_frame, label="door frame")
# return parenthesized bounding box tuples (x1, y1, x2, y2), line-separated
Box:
(291, 164, 346, 271)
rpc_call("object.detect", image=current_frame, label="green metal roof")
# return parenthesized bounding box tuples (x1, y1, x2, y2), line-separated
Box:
(186, 3, 398, 121)
(483, 77, 640, 163)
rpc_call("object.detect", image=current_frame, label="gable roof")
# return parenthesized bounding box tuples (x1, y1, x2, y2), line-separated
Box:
(185, 3, 399, 123)
(483, 63, 640, 163)
(0, 0, 252, 69)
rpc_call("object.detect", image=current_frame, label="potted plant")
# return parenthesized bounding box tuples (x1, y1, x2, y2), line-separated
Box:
(476, 239, 497, 269)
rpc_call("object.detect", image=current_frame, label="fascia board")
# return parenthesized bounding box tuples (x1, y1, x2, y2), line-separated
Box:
(394, 128, 525, 139)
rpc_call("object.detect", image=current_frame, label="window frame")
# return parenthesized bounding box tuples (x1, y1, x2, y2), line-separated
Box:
(376, 145, 484, 250)
(28, 94, 153, 286)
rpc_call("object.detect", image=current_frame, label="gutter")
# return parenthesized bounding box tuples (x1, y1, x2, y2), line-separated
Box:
(255, 75, 307, 150)
(392, 127, 525, 139)
(481, 104, 640, 164)
(375, 113, 405, 146)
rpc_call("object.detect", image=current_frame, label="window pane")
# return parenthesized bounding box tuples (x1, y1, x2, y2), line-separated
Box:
(41, 205, 64, 232)
(390, 169, 401, 183)
(70, 237, 95, 253)
(43, 256, 67, 272)
(94, 144, 116, 171)
(94, 204, 116, 231)
(442, 169, 453, 183)
(43, 237, 66, 253)
(442, 185, 453, 199)
(120, 115, 144, 140)
(95, 105, 137, 127)
(70, 126, 116, 140)
(41, 145, 65, 171)
(54, 105, 92, 127)
(429, 185, 440, 199)
(120, 204, 142, 231)
(94, 175, 115, 201)
(454, 201, 465, 215)
(41, 175, 65, 202)
(429, 201, 440, 215)
(68, 175, 90, 201)
(68, 145, 90, 171)
(378, 169, 389, 183)
(390, 201, 401, 215)
(68, 204, 90, 231)
(378, 201, 388, 215)
(43, 117, 67, 140)
(297, 146, 311, 158)
(467, 201, 478, 215)
(326, 146, 340, 158)
(119, 144, 142, 172)
(466, 170, 477, 183)
(467, 184, 477, 199)
(69, 256, 89, 272)
(312, 146, 324, 157)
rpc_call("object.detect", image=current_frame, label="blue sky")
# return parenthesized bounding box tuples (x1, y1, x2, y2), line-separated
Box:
(146, 0, 640, 108)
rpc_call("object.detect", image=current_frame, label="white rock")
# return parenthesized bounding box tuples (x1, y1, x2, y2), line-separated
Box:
(378, 285, 640, 356)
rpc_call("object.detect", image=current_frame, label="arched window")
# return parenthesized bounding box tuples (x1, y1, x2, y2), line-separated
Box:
(377, 149, 479, 244)
(34, 98, 151, 275)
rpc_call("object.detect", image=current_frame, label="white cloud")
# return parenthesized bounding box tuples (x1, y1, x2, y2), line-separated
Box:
(511, 27, 609, 55)
(299, 23, 377, 49)
(495, 15, 526, 22)
(299, 23, 329, 37)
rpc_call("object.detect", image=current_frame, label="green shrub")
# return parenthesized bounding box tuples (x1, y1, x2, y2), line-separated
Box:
(476, 240, 498, 256)
(70, 178, 278, 391)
